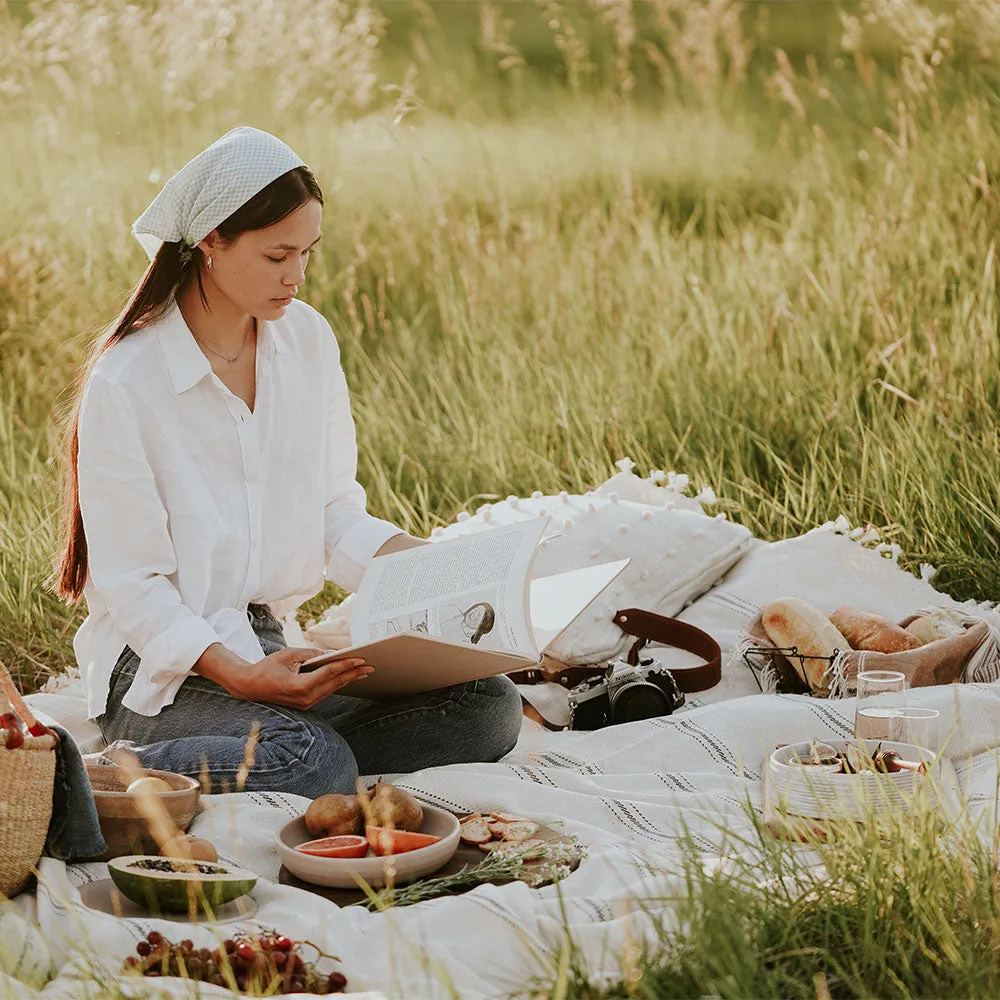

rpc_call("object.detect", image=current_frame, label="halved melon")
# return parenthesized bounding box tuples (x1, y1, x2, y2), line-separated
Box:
(295, 835, 368, 858)
(108, 855, 257, 913)
(366, 826, 441, 857)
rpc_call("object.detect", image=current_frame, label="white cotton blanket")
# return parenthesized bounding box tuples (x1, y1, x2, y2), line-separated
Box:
(14, 477, 1000, 1000)
(12, 682, 1000, 1000)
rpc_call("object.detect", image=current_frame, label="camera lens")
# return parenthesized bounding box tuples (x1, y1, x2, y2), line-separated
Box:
(609, 681, 672, 723)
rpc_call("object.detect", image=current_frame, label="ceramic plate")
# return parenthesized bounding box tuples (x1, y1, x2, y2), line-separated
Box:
(274, 804, 460, 889)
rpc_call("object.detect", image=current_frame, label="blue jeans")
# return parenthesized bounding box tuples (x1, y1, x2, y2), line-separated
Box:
(96, 605, 524, 796)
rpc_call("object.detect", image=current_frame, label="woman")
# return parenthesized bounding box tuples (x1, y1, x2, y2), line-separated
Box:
(55, 126, 523, 796)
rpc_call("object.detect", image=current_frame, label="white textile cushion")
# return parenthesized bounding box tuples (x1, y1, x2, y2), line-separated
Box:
(531, 503, 752, 664)
(304, 469, 752, 666)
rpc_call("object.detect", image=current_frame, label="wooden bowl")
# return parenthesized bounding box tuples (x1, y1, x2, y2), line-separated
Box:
(85, 765, 200, 861)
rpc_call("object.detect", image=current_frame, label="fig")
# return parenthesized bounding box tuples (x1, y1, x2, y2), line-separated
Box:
(158, 834, 218, 863)
(304, 794, 363, 838)
(367, 782, 423, 832)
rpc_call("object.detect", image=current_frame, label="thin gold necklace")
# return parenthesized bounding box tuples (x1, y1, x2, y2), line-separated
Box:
(193, 318, 256, 365)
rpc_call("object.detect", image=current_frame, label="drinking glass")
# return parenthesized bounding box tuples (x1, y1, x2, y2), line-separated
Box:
(898, 707, 943, 753)
(854, 670, 906, 741)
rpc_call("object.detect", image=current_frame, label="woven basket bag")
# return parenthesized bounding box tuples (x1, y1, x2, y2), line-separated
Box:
(0, 660, 57, 898)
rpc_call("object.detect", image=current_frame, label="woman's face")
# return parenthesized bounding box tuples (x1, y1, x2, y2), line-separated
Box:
(199, 198, 322, 319)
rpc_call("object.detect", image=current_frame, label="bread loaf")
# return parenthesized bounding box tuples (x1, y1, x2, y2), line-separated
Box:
(761, 597, 849, 692)
(906, 610, 967, 646)
(829, 607, 922, 654)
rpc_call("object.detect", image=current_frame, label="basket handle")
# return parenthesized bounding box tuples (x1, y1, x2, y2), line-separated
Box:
(0, 658, 54, 744)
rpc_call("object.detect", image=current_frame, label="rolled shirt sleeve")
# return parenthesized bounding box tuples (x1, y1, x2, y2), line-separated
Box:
(320, 329, 403, 592)
(77, 375, 227, 715)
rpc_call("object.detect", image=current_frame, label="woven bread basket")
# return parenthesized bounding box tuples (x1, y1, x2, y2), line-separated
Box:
(0, 660, 57, 898)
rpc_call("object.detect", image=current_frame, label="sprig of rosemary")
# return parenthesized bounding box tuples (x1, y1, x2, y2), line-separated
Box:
(361, 840, 581, 910)
(362, 853, 527, 910)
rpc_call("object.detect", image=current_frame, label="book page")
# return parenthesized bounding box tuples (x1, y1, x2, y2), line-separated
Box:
(350, 519, 546, 658)
(529, 559, 631, 652)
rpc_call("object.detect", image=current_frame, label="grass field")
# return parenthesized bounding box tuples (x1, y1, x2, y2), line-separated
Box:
(3, 1, 1000, 993)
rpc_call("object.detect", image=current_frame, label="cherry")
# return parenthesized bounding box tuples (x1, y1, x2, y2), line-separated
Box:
(328, 971, 348, 991)
(136, 941, 151, 957)
(236, 941, 255, 962)
(275, 935, 293, 951)
(147, 931, 163, 946)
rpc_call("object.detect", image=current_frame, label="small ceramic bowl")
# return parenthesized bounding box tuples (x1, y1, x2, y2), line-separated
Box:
(86, 764, 201, 860)
(275, 804, 460, 889)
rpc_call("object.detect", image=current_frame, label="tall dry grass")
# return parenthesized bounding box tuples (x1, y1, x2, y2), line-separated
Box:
(5, 5, 1000, 997)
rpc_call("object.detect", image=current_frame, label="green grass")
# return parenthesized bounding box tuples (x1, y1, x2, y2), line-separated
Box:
(549, 789, 1000, 1000)
(4, 1, 1000, 993)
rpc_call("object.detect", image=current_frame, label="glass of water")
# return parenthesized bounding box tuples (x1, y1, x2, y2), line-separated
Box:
(854, 670, 906, 741)
(898, 707, 943, 753)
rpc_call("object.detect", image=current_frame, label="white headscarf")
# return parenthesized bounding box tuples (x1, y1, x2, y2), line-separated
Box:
(131, 126, 306, 262)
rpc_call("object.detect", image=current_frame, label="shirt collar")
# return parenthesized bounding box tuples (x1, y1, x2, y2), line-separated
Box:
(156, 294, 287, 395)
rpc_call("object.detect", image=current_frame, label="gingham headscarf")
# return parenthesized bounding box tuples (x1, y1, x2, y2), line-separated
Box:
(131, 126, 306, 262)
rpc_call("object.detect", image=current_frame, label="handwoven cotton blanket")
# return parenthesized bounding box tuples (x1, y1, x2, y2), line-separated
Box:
(9, 683, 1000, 1000)
(12, 468, 1000, 999)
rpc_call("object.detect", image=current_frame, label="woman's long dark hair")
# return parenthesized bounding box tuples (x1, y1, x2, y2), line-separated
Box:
(53, 165, 323, 602)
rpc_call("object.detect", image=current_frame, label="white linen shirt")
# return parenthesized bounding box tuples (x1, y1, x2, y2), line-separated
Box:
(74, 294, 402, 719)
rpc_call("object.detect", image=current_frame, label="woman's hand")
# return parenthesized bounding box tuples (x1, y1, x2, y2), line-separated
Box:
(194, 642, 372, 710)
(238, 648, 373, 710)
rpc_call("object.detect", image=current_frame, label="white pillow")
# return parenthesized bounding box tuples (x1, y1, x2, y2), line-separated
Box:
(531, 502, 752, 664)
(306, 468, 753, 667)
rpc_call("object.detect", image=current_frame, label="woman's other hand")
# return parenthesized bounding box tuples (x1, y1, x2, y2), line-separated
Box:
(194, 643, 372, 709)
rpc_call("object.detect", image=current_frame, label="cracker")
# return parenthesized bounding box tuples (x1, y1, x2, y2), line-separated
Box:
(500, 821, 539, 842)
(460, 817, 492, 845)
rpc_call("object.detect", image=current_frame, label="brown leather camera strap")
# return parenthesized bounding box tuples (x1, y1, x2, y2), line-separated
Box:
(507, 608, 721, 694)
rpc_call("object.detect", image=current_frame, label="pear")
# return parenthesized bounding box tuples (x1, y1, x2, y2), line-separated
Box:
(367, 782, 424, 832)
(304, 794, 363, 837)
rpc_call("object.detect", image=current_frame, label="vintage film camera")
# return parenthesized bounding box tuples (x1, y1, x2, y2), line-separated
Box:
(567, 654, 685, 730)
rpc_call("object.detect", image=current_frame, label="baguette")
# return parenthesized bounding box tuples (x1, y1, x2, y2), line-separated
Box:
(761, 597, 849, 692)
(829, 607, 922, 654)
(906, 610, 967, 646)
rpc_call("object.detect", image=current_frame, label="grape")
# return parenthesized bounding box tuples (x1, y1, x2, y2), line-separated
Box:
(120, 928, 348, 996)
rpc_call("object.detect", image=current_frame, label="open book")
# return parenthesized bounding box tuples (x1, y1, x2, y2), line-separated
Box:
(301, 519, 629, 698)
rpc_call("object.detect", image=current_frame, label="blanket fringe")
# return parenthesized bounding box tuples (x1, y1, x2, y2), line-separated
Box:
(731, 630, 780, 694)
(824, 649, 856, 699)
